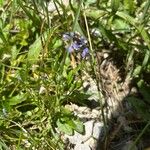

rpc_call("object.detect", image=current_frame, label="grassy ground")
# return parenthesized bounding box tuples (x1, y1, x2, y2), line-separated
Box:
(0, 0, 150, 149)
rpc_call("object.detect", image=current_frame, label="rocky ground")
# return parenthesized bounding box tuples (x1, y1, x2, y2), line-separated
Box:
(60, 52, 138, 150)
(46, 1, 149, 150)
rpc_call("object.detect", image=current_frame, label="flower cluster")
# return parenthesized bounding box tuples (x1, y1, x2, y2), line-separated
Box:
(62, 32, 89, 58)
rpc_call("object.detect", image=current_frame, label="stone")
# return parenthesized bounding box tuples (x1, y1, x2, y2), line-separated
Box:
(92, 122, 103, 140)
(103, 53, 109, 59)
(47, 0, 69, 12)
(91, 109, 100, 118)
(84, 137, 97, 150)
(74, 143, 91, 150)
(78, 107, 91, 114)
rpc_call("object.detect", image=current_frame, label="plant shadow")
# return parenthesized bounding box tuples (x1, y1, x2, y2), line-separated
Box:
(94, 71, 150, 150)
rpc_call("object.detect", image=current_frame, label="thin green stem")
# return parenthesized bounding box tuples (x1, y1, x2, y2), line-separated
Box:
(72, 0, 84, 32)
(82, 3, 107, 143)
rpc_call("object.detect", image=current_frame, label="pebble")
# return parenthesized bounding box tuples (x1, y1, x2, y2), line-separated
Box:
(47, 0, 69, 12)
(103, 53, 109, 59)
(93, 122, 103, 140)
(91, 109, 100, 118)
(78, 107, 91, 114)
(84, 137, 97, 150)
(74, 143, 91, 150)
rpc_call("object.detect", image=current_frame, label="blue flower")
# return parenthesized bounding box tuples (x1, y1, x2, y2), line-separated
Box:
(62, 32, 89, 58)
(72, 41, 81, 50)
(68, 45, 74, 53)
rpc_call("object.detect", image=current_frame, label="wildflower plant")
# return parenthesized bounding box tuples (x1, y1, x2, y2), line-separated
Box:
(0, 0, 150, 149)
(63, 32, 89, 58)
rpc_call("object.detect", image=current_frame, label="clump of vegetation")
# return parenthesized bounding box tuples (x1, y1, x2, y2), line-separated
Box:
(0, 0, 150, 149)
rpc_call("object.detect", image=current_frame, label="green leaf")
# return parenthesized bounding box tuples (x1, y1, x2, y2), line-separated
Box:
(142, 49, 150, 69)
(67, 120, 77, 129)
(0, 0, 4, 6)
(132, 65, 142, 77)
(84, 0, 96, 6)
(116, 11, 137, 27)
(7, 93, 27, 106)
(137, 80, 150, 104)
(124, 0, 136, 14)
(61, 107, 73, 116)
(27, 32, 47, 64)
(127, 96, 150, 121)
(67, 70, 75, 85)
(53, 39, 63, 49)
(111, 0, 120, 12)
(20, 39, 28, 46)
(85, 8, 105, 19)
(11, 45, 19, 61)
(27, 36, 42, 64)
(72, 119, 84, 134)
(56, 119, 73, 135)
(112, 19, 130, 31)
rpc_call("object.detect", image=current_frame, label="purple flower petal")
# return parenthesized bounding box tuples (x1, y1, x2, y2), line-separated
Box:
(63, 32, 89, 57)
(72, 42, 80, 50)
(82, 47, 89, 58)
(68, 45, 74, 53)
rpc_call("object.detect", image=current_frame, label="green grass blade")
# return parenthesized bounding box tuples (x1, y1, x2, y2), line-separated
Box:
(72, 0, 84, 32)
(17, 0, 41, 28)
(140, 0, 150, 23)
(130, 121, 150, 150)
(116, 11, 150, 73)
(0, 28, 7, 43)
